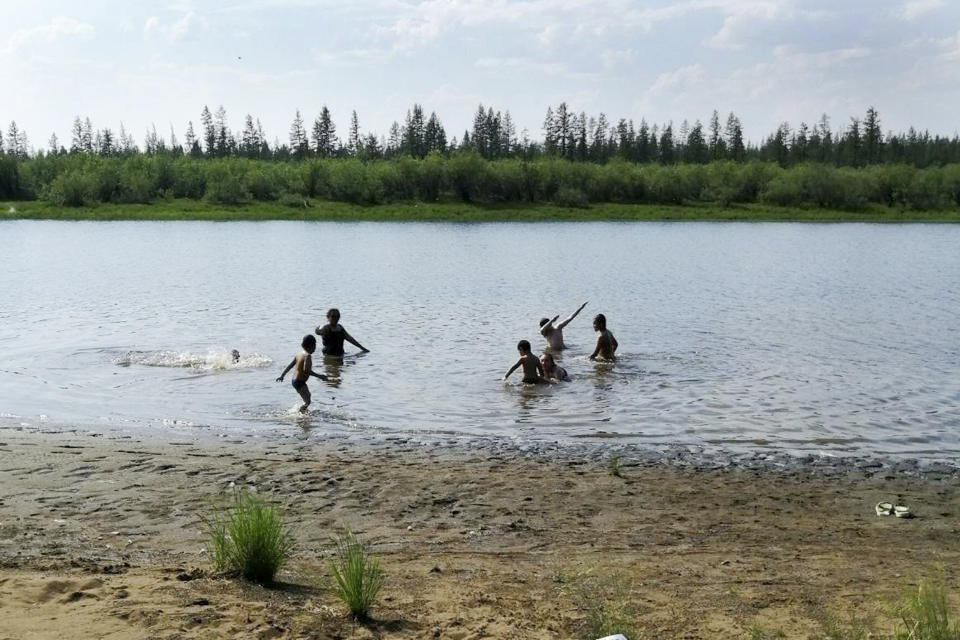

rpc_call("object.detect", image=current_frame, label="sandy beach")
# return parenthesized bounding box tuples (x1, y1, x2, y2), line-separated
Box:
(0, 426, 958, 639)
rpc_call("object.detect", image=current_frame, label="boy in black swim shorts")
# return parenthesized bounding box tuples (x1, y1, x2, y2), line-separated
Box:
(276, 335, 327, 413)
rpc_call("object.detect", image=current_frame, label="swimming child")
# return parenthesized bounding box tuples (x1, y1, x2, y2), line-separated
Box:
(540, 352, 569, 381)
(315, 308, 369, 357)
(539, 301, 588, 351)
(504, 340, 547, 384)
(276, 335, 327, 413)
(589, 313, 618, 361)
(231, 349, 240, 363)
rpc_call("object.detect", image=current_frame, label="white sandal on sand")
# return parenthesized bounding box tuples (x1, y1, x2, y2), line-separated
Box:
(894, 504, 912, 518)
(875, 502, 893, 516)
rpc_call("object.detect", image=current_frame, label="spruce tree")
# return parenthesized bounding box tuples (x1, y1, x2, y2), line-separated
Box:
(290, 109, 308, 158)
(200, 106, 215, 156)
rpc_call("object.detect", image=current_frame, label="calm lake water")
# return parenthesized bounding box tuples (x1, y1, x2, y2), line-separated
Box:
(1, 220, 958, 460)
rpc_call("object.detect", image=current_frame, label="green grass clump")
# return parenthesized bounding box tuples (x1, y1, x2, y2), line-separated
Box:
(329, 529, 384, 618)
(608, 453, 623, 478)
(206, 489, 292, 585)
(894, 574, 960, 640)
(559, 569, 636, 640)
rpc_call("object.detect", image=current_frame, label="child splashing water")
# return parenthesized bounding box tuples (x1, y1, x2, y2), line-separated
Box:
(276, 335, 327, 413)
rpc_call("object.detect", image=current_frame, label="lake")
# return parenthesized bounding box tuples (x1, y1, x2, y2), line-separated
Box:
(1, 220, 958, 461)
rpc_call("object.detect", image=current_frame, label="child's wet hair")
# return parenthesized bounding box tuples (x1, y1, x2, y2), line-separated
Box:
(517, 339, 531, 352)
(302, 334, 317, 349)
(541, 352, 554, 364)
(593, 313, 606, 329)
(327, 308, 340, 320)
(539, 317, 550, 328)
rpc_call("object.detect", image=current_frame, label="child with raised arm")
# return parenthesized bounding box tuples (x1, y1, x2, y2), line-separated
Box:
(504, 340, 547, 384)
(539, 301, 588, 351)
(589, 313, 619, 361)
(276, 335, 327, 413)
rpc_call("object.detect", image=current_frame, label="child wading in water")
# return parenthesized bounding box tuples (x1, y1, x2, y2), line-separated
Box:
(504, 340, 547, 384)
(276, 335, 327, 413)
(315, 308, 369, 357)
(540, 352, 569, 381)
(589, 313, 618, 361)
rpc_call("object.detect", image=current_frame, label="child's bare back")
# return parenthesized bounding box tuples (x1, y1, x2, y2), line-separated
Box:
(504, 340, 546, 384)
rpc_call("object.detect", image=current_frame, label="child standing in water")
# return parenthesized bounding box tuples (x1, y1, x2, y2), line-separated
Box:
(315, 308, 369, 357)
(276, 335, 327, 413)
(589, 313, 618, 361)
(540, 352, 569, 381)
(504, 340, 547, 384)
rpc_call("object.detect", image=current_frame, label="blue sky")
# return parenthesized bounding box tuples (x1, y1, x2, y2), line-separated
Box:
(4, 0, 959, 151)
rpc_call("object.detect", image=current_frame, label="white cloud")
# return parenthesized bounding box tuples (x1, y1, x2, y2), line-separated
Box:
(6, 16, 94, 53)
(599, 48, 636, 69)
(144, 11, 205, 42)
(899, 0, 945, 21)
(646, 63, 705, 95)
(474, 56, 597, 80)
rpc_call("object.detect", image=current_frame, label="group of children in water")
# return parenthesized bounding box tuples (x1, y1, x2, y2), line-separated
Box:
(277, 304, 617, 413)
(504, 302, 618, 384)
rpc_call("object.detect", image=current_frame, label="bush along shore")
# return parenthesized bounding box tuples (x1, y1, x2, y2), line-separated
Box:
(1, 154, 960, 221)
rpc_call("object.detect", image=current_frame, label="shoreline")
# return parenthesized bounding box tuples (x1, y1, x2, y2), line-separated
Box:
(1, 425, 958, 638)
(5, 418, 959, 482)
(4, 199, 960, 223)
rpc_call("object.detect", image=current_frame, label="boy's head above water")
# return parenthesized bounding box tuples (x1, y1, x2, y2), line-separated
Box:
(517, 339, 532, 354)
(302, 334, 317, 353)
(539, 317, 550, 328)
(593, 313, 607, 330)
(326, 308, 340, 323)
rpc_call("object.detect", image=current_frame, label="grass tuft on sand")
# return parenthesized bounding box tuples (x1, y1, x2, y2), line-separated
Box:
(205, 489, 292, 585)
(330, 529, 385, 619)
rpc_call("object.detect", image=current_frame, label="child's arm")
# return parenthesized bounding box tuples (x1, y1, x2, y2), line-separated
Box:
(557, 301, 588, 329)
(611, 332, 618, 352)
(540, 315, 559, 335)
(536, 358, 545, 378)
(589, 336, 602, 360)
(309, 370, 328, 381)
(503, 359, 522, 380)
(276, 357, 296, 382)
(343, 330, 369, 353)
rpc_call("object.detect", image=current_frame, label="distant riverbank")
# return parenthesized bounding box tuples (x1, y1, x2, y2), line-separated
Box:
(3, 199, 960, 222)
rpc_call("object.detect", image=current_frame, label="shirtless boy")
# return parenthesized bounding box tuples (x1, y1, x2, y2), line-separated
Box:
(504, 340, 547, 384)
(540, 352, 569, 381)
(589, 313, 619, 361)
(539, 301, 588, 351)
(276, 335, 327, 413)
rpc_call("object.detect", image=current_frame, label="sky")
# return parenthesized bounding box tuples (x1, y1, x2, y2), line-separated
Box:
(3, 0, 959, 151)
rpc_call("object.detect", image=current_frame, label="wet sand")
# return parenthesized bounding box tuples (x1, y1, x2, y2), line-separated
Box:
(1, 426, 958, 639)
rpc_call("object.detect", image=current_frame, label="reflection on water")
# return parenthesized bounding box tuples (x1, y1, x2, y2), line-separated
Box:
(0, 220, 958, 460)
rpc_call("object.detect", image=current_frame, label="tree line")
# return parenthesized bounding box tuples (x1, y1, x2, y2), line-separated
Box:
(4, 152, 959, 212)
(4, 104, 960, 168)
(1, 103, 959, 211)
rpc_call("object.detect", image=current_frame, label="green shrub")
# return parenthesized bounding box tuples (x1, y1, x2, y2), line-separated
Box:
(330, 529, 384, 618)
(245, 167, 280, 201)
(0, 154, 21, 199)
(278, 191, 310, 208)
(45, 171, 96, 206)
(206, 165, 249, 204)
(905, 170, 946, 210)
(171, 158, 207, 199)
(553, 186, 590, 208)
(206, 489, 292, 585)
